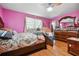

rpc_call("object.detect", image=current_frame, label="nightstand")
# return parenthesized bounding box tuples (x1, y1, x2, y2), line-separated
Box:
(67, 37, 79, 56)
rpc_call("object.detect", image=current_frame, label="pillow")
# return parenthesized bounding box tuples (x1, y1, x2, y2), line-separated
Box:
(48, 32, 53, 36)
(0, 30, 13, 39)
(34, 31, 42, 35)
(12, 30, 18, 35)
(27, 29, 37, 33)
(45, 32, 54, 37)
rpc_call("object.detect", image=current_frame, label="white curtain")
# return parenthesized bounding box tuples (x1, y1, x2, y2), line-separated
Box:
(24, 17, 42, 32)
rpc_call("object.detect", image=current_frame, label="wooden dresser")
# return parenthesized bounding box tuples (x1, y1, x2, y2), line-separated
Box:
(67, 37, 79, 56)
(55, 31, 78, 42)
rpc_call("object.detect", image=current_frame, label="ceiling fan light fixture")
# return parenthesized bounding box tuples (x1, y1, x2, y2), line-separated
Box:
(47, 7, 53, 12)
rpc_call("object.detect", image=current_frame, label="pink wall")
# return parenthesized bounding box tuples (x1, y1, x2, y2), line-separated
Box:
(52, 10, 79, 21)
(51, 10, 79, 27)
(2, 8, 26, 32)
(0, 6, 3, 18)
(1, 8, 52, 32)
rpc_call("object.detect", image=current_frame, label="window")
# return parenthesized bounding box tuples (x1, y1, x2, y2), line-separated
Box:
(34, 19, 42, 29)
(25, 17, 43, 31)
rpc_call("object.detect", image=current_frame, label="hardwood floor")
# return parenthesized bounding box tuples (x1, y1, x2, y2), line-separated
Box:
(31, 40, 72, 56)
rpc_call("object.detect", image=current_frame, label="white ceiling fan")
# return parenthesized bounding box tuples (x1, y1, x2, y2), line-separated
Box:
(48, 3, 62, 7)
(44, 3, 62, 12)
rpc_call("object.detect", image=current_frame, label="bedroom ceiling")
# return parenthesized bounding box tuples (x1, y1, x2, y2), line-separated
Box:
(0, 3, 79, 18)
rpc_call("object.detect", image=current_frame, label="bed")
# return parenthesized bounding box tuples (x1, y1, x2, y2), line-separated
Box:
(0, 17, 46, 56)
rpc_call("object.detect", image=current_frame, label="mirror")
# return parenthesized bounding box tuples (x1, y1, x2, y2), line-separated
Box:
(54, 16, 76, 31)
(59, 16, 76, 29)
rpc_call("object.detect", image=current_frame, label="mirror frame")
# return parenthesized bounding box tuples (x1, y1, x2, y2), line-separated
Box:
(59, 16, 76, 27)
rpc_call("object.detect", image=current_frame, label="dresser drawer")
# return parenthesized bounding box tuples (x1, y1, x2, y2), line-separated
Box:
(68, 39, 79, 55)
(55, 31, 78, 42)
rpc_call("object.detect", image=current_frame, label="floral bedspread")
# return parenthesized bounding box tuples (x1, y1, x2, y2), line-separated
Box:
(0, 32, 45, 54)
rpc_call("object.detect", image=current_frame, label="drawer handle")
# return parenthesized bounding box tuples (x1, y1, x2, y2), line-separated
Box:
(69, 44, 71, 47)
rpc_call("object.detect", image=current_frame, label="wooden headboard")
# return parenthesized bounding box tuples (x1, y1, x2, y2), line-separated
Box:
(0, 17, 4, 28)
